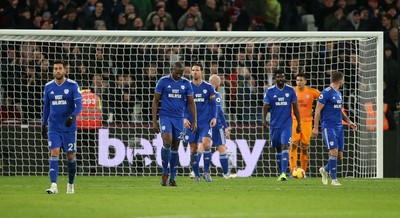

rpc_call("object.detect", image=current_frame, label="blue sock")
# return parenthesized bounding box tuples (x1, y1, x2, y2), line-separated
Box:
(203, 149, 212, 173)
(161, 146, 170, 175)
(281, 150, 289, 174)
(191, 153, 200, 177)
(67, 158, 77, 184)
(49, 156, 59, 183)
(219, 154, 229, 175)
(276, 153, 282, 174)
(329, 155, 338, 180)
(169, 150, 179, 181)
(324, 160, 330, 172)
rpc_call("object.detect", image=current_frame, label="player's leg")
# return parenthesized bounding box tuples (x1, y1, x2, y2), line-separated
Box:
(300, 121, 312, 173)
(300, 143, 309, 173)
(270, 129, 282, 174)
(46, 131, 62, 194)
(213, 127, 235, 178)
(289, 120, 300, 172)
(202, 136, 213, 182)
(289, 140, 299, 172)
(320, 128, 339, 185)
(168, 118, 185, 186)
(159, 116, 173, 186)
(279, 126, 292, 179)
(331, 127, 345, 186)
(64, 131, 77, 194)
(190, 142, 201, 181)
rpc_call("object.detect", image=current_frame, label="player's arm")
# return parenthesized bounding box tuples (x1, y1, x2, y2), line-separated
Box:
(209, 87, 217, 128)
(152, 92, 161, 133)
(219, 106, 230, 139)
(187, 95, 197, 132)
(292, 101, 301, 133)
(262, 103, 270, 132)
(65, 84, 82, 127)
(312, 102, 325, 138)
(41, 87, 50, 139)
(342, 110, 357, 130)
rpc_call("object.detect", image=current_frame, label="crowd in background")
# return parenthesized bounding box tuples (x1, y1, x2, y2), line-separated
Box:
(0, 0, 399, 128)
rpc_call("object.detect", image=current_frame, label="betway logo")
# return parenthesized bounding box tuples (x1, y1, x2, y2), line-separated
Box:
(98, 129, 265, 177)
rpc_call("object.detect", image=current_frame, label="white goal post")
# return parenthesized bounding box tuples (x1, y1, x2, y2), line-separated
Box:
(0, 30, 383, 178)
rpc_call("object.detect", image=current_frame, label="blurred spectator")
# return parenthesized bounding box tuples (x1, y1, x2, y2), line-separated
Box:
(124, 4, 138, 26)
(94, 19, 107, 30)
(136, 63, 159, 121)
(379, 14, 394, 37)
(366, 0, 383, 30)
(41, 20, 54, 29)
(345, 9, 369, 31)
(85, 1, 112, 30)
(177, 6, 203, 30)
(132, 17, 144, 30)
(112, 0, 133, 23)
(145, 4, 175, 30)
(264, 0, 281, 30)
(200, 0, 224, 30)
(220, 3, 251, 31)
(147, 14, 165, 30)
(0, 0, 20, 28)
(16, 7, 33, 29)
(324, 7, 348, 31)
(32, 15, 43, 29)
(384, 44, 399, 112)
(115, 13, 133, 30)
(248, 15, 266, 31)
(58, 9, 80, 29)
(0, 97, 21, 124)
(170, 0, 189, 27)
(30, 0, 48, 17)
(131, 0, 153, 22)
(386, 27, 398, 61)
(314, 0, 335, 30)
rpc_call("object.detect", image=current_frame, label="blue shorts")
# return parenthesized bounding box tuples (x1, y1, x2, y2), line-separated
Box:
(48, 131, 77, 153)
(322, 127, 344, 151)
(270, 126, 292, 148)
(160, 116, 184, 140)
(184, 122, 212, 143)
(212, 127, 226, 147)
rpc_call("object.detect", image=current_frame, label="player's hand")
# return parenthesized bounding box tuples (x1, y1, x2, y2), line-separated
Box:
(64, 115, 75, 127)
(296, 123, 302, 134)
(191, 121, 197, 133)
(311, 127, 318, 138)
(210, 118, 217, 128)
(225, 128, 230, 139)
(183, 118, 191, 129)
(41, 126, 48, 139)
(153, 121, 160, 134)
(348, 121, 357, 131)
(262, 121, 270, 132)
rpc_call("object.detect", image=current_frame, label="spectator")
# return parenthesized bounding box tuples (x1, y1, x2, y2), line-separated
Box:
(345, 10, 370, 31)
(220, 3, 251, 31)
(30, 0, 48, 17)
(112, 0, 133, 24)
(132, 17, 144, 30)
(248, 15, 266, 31)
(147, 14, 165, 30)
(200, 0, 224, 31)
(0, 0, 20, 28)
(177, 6, 203, 30)
(32, 15, 43, 29)
(324, 7, 348, 31)
(58, 9, 80, 29)
(386, 28, 398, 61)
(130, 0, 153, 22)
(115, 13, 132, 30)
(170, 0, 189, 27)
(136, 63, 159, 121)
(314, 0, 336, 30)
(367, 0, 383, 30)
(124, 4, 138, 27)
(84, 1, 112, 30)
(384, 44, 399, 112)
(16, 7, 34, 29)
(0, 97, 21, 124)
(145, 5, 175, 30)
(264, 0, 281, 30)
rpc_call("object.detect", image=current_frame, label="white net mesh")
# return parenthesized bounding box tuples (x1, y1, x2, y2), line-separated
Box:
(0, 31, 381, 177)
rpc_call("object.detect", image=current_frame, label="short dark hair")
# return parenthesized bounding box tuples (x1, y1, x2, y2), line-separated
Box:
(273, 69, 285, 77)
(295, 72, 307, 79)
(331, 71, 343, 83)
(53, 60, 65, 67)
(191, 62, 203, 70)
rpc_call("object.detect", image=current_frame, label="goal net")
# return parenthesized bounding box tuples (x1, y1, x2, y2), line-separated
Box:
(0, 30, 383, 178)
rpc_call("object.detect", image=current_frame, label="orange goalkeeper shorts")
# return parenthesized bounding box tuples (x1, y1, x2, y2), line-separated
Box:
(292, 120, 312, 145)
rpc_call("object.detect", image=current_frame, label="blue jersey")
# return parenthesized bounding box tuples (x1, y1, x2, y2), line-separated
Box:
(155, 74, 193, 118)
(318, 86, 343, 128)
(263, 84, 297, 129)
(42, 79, 82, 132)
(214, 92, 228, 129)
(185, 81, 217, 124)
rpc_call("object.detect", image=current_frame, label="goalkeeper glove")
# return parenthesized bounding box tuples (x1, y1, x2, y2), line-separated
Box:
(41, 126, 48, 139)
(64, 115, 76, 127)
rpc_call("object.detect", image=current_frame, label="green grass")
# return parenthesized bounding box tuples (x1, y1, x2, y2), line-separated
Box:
(1, 176, 400, 218)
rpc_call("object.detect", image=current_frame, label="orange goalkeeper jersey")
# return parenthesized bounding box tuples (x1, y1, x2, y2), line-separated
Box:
(292, 86, 320, 122)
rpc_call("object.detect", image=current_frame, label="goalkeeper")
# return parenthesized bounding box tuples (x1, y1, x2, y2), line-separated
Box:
(289, 73, 320, 175)
(42, 60, 82, 194)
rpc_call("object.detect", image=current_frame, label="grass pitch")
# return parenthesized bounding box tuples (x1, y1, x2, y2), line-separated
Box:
(1, 176, 399, 218)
